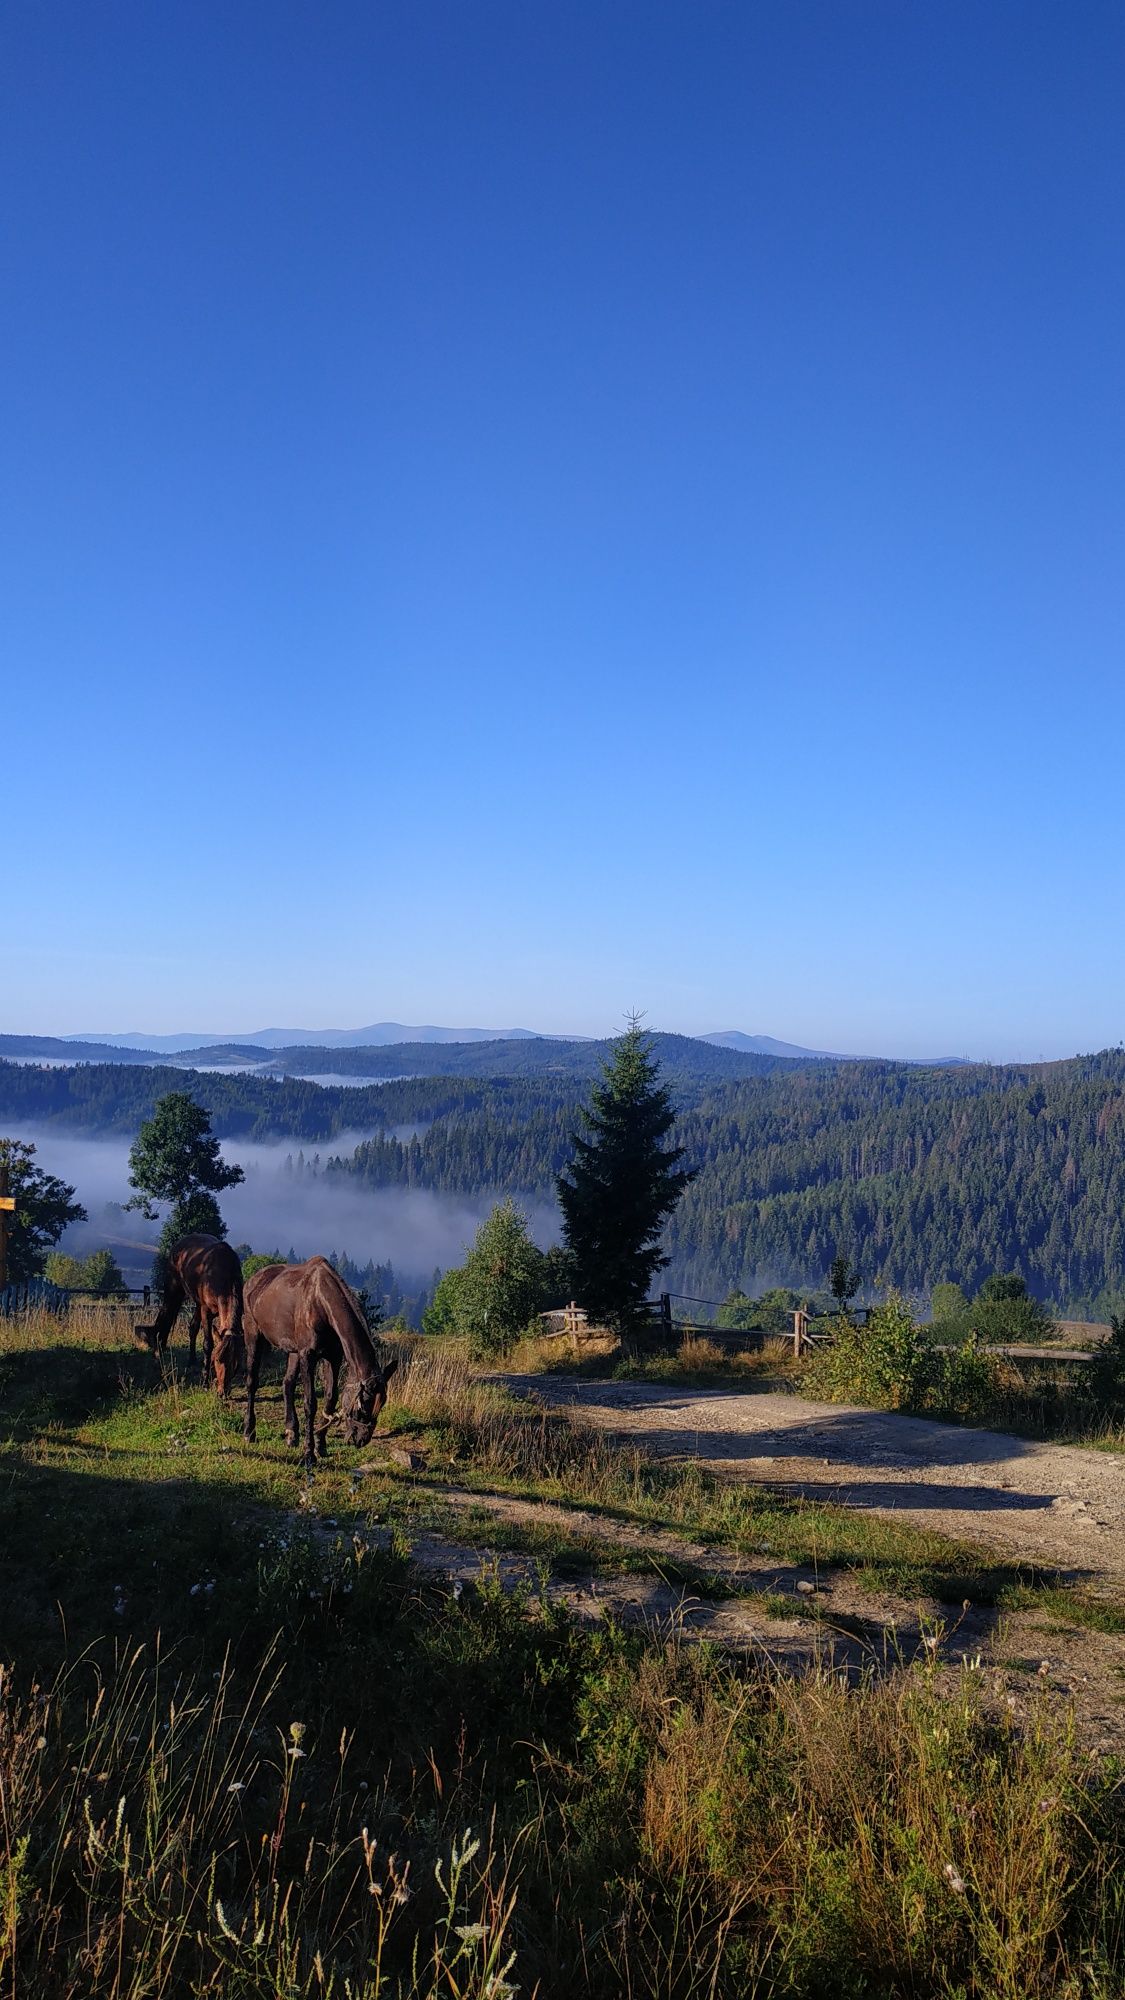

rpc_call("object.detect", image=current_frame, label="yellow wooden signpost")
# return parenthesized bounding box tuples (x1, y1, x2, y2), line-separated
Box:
(0, 1167, 14, 1291)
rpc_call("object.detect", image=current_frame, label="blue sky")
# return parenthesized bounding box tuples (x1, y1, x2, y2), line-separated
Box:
(4, 2, 1123, 1060)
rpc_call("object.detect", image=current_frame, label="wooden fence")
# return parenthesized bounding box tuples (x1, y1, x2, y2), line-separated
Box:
(534, 1297, 1101, 1371)
(0, 1280, 153, 1319)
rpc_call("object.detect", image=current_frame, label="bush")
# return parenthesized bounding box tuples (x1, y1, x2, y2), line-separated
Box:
(971, 1272, 1056, 1344)
(802, 1294, 927, 1410)
(804, 1296, 1008, 1420)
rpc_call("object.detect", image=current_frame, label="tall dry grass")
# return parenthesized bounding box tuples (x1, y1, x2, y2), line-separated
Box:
(0, 1298, 149, 1355)
(1, 1623, 1121, 1999)
(384, 1336, 644, 1497)
(0, 1639, 519, 2000)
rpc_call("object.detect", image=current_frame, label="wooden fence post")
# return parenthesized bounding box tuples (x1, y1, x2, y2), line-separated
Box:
(792, 1308, 808, 1359)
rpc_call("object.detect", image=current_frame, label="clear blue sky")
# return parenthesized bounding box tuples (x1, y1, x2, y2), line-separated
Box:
(4, 2, 1123, 1060)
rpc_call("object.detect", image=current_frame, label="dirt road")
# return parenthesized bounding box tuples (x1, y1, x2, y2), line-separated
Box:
(505, 1376, 1125, 1586)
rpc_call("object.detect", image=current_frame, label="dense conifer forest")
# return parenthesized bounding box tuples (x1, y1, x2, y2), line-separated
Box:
(5, 1049, 1125, 1308)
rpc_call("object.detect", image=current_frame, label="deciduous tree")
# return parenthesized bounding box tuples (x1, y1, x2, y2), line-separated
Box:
(0, 1138, 86, 1284)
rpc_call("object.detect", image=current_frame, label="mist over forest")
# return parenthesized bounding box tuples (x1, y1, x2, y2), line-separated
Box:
(9, 1124, 560, 1297)
(10, 1044, 1125, 1312)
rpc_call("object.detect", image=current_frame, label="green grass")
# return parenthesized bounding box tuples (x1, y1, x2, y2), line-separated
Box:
(2, 1305, 1124, 1998)
(3, 1312, 1116, 1637)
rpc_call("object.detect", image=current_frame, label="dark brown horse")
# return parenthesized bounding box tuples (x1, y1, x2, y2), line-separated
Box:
(242, 1257, 398, 1467)
(135, 1233, 244, 1394)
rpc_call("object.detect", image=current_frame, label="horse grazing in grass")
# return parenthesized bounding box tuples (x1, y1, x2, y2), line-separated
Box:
(242, 1257, 398, 1468)
(135, 1233, 244, 1394)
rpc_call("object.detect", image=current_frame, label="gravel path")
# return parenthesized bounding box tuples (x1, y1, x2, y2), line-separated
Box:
(503, 1376, 1125, 1586)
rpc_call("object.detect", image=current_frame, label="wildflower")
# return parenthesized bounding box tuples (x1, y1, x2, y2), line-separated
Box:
(1038, 1660, 1051, 1677)
(921, 1633, 939, 1654)
(456, 1924, 487, 1942)
(943, 1863, 966, 1894)
(35, 1736, 47, 1752)
(289, 1722, 307, 1745)
(228, 1781, 246, 1795)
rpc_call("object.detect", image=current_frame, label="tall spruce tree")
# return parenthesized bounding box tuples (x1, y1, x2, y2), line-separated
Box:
(556, 1019, 692, 1335)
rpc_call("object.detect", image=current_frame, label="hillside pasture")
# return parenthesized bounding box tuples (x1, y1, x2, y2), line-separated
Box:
(1, 1303, 1124, 1997)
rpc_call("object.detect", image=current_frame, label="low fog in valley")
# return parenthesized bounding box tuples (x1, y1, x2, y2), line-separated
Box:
(13, 1127, 560, 1291)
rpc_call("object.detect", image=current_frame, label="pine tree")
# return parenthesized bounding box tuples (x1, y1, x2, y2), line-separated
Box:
(125, 1092, 244, 1281)
(556, 1019, 692, 1336)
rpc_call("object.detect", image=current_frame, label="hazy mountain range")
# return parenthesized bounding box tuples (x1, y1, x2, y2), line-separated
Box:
(0, 1024, 967, 1065)
(64, 1023, 845, 1058)
(66, 1023, 551, 1053)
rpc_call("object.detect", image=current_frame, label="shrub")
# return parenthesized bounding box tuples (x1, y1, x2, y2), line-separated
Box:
(804, 1296, 1007, 1421)
(802, 1293, 927, 1410)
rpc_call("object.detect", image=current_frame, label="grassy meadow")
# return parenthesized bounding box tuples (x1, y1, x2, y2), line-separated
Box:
(0, 1302, 1123, 1997)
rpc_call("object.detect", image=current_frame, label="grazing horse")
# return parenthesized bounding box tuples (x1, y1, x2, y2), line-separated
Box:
(242, 1258, 398, 1468)
(135, 1233, 244, 1394)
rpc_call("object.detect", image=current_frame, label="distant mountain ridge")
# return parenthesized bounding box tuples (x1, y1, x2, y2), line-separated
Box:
(64, 1022, 553, 1053)
(10, 1022, 974, 1066)
(0, 1031, 801, 1094)
(701, 1031, 849, 1060)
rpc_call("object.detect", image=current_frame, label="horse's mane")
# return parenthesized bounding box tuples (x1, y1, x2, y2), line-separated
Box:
(310, 1259, 379, 1367)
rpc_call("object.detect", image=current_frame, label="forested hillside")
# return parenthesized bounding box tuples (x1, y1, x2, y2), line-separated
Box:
(333, 1050, 1125, 1307)
(261, 1031, 791, 1084)
(667, 1053, 1125, 1307)
(7, 1051, 1125, 1307)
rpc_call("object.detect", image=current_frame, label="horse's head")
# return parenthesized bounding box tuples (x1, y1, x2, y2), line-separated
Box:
(342, 1356, 399, 1446)
(211, 1333, 245, 1399)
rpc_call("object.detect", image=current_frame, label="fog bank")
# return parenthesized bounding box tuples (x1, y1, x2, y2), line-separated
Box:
(10, 1127, 560, 1287)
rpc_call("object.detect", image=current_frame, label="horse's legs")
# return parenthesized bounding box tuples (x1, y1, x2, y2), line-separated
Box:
(323, 1353, 341, 1415)
(283, 1356, 300, 1447)
(197, 1310, 213, 1386)
(141, 1273, 185, 1358)
(243, 1327, 262, 1442)
(301, 1354, 317, 1471)
(210, 1297, 240, 1399)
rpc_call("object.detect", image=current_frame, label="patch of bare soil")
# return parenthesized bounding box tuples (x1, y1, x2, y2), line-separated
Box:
(501, 1375, 1125, 1587)
(339, 1478, 1125, 1754)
